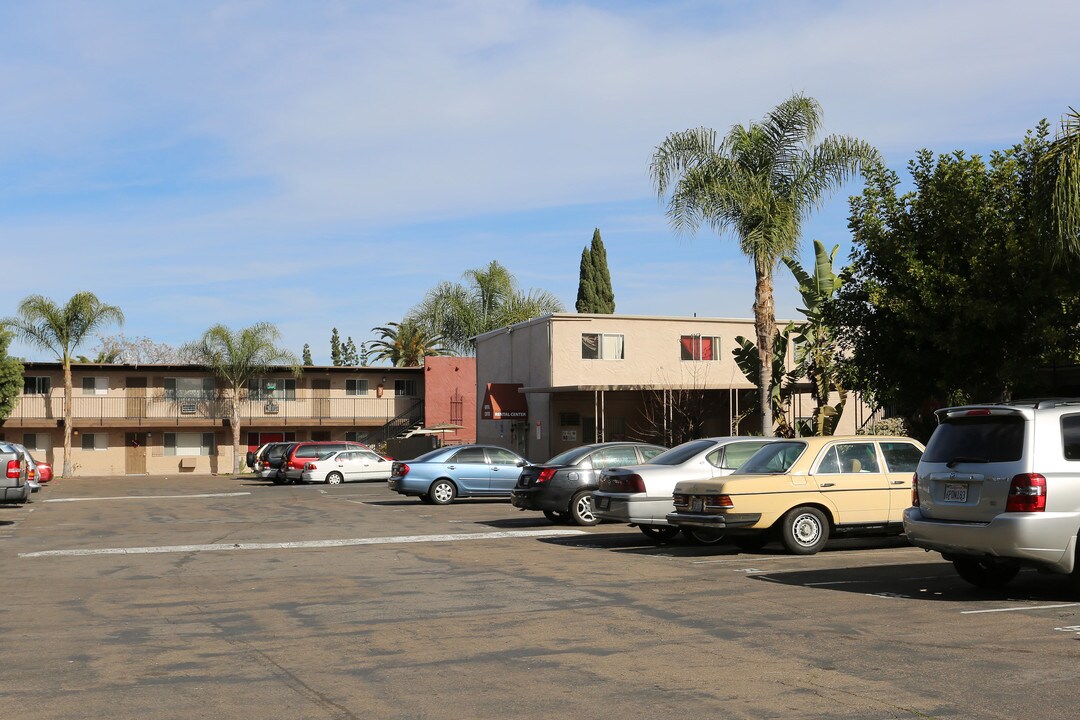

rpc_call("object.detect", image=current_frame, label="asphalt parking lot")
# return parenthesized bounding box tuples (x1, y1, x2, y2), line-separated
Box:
(4, 475, 1080, 719)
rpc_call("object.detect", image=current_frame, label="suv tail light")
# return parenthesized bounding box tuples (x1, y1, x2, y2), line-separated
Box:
(911, 473, 920, 507)
(6, 460, 19, 479)
(304, 462, 317, 471)
(536, 468, 557, 484)
(1005, 473, 1046, 512)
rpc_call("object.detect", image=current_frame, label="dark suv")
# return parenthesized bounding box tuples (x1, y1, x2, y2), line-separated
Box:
(511, 442, 666, 526)
(282, 441, 371, 483)
(257, 442, 295, 484)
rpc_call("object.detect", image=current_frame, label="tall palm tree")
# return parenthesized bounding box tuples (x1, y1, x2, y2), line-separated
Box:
(411, 260, 564, 355)
(368, 320, 446, 366)
(181, 323, 300, 474)
(650, 94, 878, 435)
(1044, 107, 1080, 255)
(2, 292, 124, 476)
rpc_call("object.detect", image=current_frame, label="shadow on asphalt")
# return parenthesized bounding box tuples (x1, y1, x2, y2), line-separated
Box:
(749, 561, 1080, 603)
(477, 516, 563, 529)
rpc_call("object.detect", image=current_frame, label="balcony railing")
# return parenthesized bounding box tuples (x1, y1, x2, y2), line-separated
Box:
(9, 391, 420, 425)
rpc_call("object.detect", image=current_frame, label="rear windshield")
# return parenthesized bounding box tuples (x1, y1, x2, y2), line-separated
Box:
(922, 416, 1025, 464)
(545, 446, 596, 466)
(411, 448, 448, 463)
(647, 440, 716, 466)
(735, 442, 806, 474)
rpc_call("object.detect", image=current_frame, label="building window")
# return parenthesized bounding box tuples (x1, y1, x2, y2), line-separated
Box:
(165, 377, 215, 400)
(395, 379, 417, 396)
(680, 335, 721, 361)
(247, 378, 296, 400)
(164, 432, 215, 456)
(82, 377, 108, 395)
(23, 433, 50, 452)
(345, 431, 360, 443)
(581, 333, 624, 360)
(23, 376, 51, 394)
(346, 379, 369, 396)
(81, 433, 108, 451)
(311, 431, 332, 442)
(559, 412, 581, 427)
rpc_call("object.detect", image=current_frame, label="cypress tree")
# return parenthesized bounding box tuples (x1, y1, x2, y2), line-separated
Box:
(589, 228, 615, 313)
(575, 246, 596, 312)
(302, 344, 313, 366)
(330, 328, 342, 366)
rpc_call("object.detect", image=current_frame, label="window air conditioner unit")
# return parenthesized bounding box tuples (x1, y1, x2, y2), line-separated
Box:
(180, 403, 197, 415)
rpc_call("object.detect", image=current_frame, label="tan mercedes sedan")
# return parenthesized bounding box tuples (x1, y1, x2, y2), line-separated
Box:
(666, 435, 924, 554)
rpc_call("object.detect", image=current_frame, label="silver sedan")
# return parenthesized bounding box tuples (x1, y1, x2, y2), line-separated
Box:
(592, 437, 770, 542)
(300, 449, 393, 484)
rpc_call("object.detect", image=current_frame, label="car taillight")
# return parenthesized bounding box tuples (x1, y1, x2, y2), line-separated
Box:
(672, 493, 688, 508)
(1005, 473, 1046, 512)
(704, 494, 733, 509)
(304, 462, 316, 471)
(6, 460, 19, 479)
(536, 468, 556, 483)
(600, 473, 645, 493)
(912, 473, 920, 507)
(397, 463, 410, 476)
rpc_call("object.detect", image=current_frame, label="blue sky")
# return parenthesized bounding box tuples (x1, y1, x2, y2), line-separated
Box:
(2, 0, 1077, 363)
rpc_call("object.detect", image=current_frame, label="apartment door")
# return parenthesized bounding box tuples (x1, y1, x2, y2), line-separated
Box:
(312, 379, 330, 419)
(126, 377, 147, 419)
(125, 432, 148, 474)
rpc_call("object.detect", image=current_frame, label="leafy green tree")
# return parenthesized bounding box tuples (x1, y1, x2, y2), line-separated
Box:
(410, 260, 564, 355)
(342, 337, 360, 366)
(302, 344, 313, 366)
(330, 328, 342, 366)
(182, 323, 300, 474)
(2, 292, 124, 476)
(369, 320, 445, 366)
(651, 94, 878, 435)
(783, 240, 848, 435)
(0, 328, 24, 422)
(576, 228, 616, 313)
(827, 122, 1080, 438)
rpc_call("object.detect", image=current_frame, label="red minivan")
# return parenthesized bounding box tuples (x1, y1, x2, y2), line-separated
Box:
(282, 441, 372, 483)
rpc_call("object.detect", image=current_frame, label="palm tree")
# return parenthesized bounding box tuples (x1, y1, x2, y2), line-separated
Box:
(1044, 107, 1080, 255)
(181, 323, 300, 474)
(368, 320, 446, 366)
(650, 94, 878, 435)
(411, 260, 564, 355)
(2, 292, 124, 476)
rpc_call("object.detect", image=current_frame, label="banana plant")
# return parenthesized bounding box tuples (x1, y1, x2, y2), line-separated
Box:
(732, 322, 800, 437)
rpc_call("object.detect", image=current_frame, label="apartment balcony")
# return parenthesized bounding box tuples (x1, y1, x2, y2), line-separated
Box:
(3, 392, 421, 429)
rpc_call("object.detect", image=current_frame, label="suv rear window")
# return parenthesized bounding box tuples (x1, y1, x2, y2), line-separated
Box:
(1062, 415, 1080, 460)
(923, 416, 1025, 464)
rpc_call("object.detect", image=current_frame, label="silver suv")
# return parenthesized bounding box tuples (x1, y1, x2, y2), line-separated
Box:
(0, 442, 30, 504)
(904, 400, 1080, 589)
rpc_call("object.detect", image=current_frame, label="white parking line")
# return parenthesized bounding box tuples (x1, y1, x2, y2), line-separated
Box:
(19, 529, 588, 558)
(44, 492, 251, 503)
(960, 603, 1080, 615)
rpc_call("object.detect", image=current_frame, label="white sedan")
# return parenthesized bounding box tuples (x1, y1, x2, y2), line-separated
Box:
(301, 449, 393, 484)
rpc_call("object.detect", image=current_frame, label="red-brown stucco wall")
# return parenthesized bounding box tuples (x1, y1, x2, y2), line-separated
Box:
(422, 357, 477, 444)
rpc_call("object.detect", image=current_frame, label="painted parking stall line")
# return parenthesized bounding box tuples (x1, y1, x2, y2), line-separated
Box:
(961, 603, 1080, 615)
(44, 492, 251, 503)
(20, 528, 588, 558)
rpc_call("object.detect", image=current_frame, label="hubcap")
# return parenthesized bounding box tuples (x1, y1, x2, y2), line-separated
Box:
(576, 496, 594, 522)
(328, 475, 341, 484)
(434, 483, 453, 502)
(792, 513, 821, 546)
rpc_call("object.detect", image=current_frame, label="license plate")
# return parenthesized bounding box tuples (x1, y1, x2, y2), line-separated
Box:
(691, 498, 703, 512)
(944, 482, 968, 502)
(595, 496, 610, 510)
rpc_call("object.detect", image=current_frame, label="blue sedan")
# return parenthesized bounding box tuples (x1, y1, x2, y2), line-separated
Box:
(387, 445, 529, 504)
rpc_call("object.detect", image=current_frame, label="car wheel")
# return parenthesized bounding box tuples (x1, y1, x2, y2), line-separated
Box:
(780, 506, 830, 555)
(569, 491, 599, 526)
(271, 475, 287, 486)
(733, 535, 771, 552)
(429, 479, 457, 505)
(639, 525, 680, 542)
(419, 493, 435, 504)
(682, 528, 725, 545)
(325, 472, 344, 485)
(543, 509, 567, 523)
(953, 558, 1021, 589)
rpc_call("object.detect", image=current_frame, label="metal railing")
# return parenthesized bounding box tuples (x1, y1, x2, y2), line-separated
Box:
(10, 391, 421, 425)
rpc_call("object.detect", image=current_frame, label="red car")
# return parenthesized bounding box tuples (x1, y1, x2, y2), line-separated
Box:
(35, 460, 53, 483)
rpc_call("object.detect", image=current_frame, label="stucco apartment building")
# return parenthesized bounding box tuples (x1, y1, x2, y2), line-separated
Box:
(0, 356, 475, 476)
(475, 313, 879, 462)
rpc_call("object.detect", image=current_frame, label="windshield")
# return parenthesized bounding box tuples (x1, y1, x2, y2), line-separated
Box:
(923, 416, 1024, 464)
(544, 446, 596, 466)
(735, 441, 806, 474)
(646, 440, 716, 466)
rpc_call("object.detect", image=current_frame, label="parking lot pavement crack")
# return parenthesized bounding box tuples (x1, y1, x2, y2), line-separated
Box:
(778, 677, 940, 719)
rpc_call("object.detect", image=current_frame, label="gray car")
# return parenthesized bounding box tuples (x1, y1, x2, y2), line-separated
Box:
(593, 437, 770, 542)
(0, 442, 30, 504)
(905, 400, 1080, 589)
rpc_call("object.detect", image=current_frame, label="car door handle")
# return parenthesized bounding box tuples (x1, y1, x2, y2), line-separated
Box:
(447, 465, 455, 470)
(891, 480, 907, 485)
(492, 467, 499, 471)
(819, 482, 835, 487)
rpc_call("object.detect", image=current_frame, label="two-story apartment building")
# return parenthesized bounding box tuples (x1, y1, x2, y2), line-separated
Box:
(475, 313, 879, 461)
(1, 356, 476, 476)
